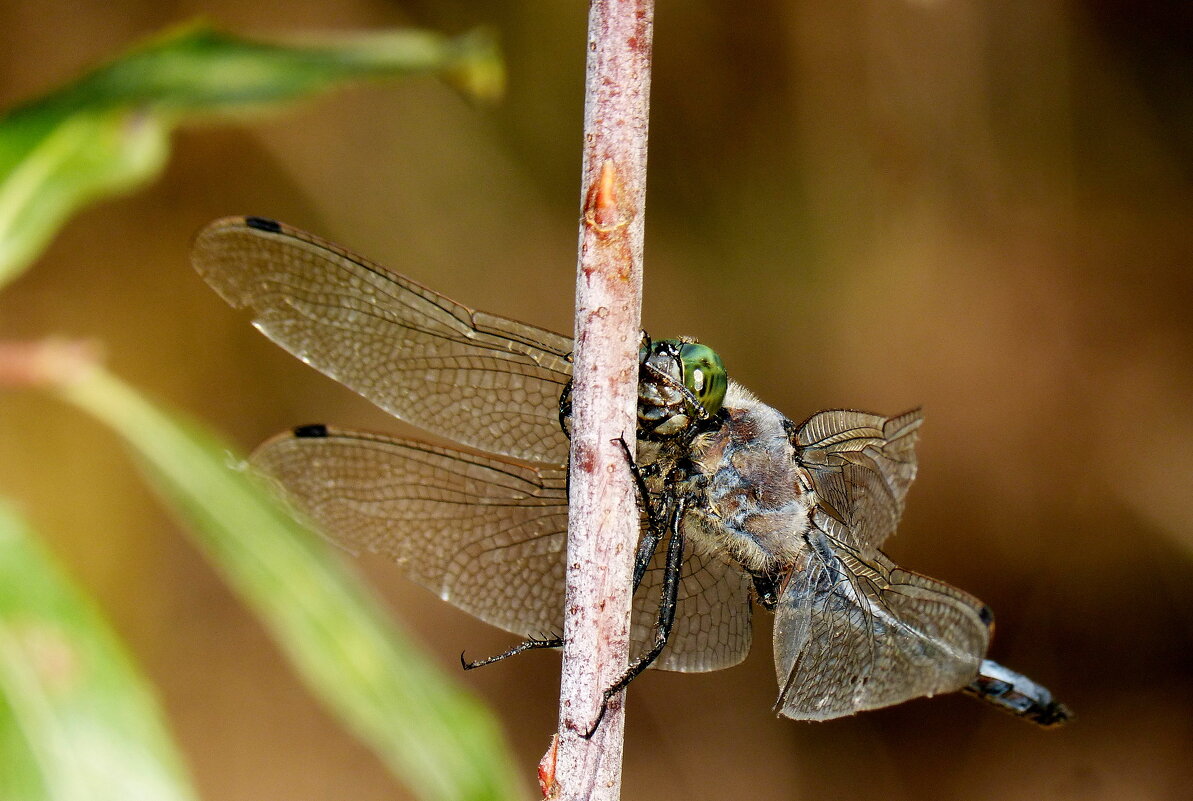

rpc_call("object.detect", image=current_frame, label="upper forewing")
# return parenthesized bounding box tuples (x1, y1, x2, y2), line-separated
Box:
(193, 217, 573, 464)
(251, 426, 570, 637)
(772, 517, 991, 720)
(792, 408, 922, 549)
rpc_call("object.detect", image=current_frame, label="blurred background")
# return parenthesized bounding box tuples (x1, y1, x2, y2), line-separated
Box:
(1, 0, 1190, 799)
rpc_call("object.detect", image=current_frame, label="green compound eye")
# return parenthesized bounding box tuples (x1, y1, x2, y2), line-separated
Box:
(677, 342, 727, 417)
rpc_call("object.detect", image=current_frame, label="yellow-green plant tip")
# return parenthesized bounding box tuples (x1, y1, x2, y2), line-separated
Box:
(0, 21, 504, 287)
(442, 28, 506, 105)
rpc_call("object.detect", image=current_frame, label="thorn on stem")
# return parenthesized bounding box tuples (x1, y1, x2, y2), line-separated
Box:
(584, 160, 625, 234)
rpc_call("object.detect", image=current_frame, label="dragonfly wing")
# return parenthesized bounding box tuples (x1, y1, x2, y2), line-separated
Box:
(193, 217, 574, 464)
(773, 519, 991, 720)
(632, 537, 753, 673)
(252, 425, 570, 638)
(792, 408, 922, 549)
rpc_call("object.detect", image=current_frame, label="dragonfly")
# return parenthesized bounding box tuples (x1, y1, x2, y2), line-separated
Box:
(192, 215, 1070, 728)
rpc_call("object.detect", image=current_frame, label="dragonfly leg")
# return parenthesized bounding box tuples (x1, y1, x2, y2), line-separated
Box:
(613, 435, 665, 594)
(631, 526, 661, 595)
(583, 500, 686, 738)
(473, 438, 664, 683)
(461, 635, 564, 671)
(557, 380, 573, 440)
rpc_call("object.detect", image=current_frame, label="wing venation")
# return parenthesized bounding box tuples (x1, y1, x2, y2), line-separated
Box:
(772, 521, 990, 720)
(193, 217, 573, 464)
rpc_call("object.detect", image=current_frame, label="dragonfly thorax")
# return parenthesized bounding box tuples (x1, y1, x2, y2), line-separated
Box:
(681, 382, 816, 575)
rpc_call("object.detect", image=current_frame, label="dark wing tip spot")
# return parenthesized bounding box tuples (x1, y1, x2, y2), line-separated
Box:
(293, 423, 329, 438)
(245, 216, 283, 233)
(979, 605, 995, 627)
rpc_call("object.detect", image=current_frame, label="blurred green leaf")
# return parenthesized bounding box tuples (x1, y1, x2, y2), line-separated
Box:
(51, 361, 525, 801)
(0, 21, 503, 288)
(0, 500, 198, 801)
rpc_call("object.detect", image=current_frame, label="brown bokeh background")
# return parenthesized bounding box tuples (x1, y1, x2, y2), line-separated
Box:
(2, 1, 1191, 799)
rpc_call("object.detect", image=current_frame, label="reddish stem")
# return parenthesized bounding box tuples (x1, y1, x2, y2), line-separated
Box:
(553, 1, 654, 799)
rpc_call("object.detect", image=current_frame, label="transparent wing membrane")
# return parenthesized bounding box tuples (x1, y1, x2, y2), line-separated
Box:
(632, 540, 753, 673)
(252, 425, 745, 670)
(252, 426, 570, 636)
(773, 520, 991, 719)
(192, 217, 573, 464)
(793, 409, 923, 550)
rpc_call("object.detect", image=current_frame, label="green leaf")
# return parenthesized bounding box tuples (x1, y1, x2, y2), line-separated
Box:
(0, 500, 198, 801)
(0, 21, 503, 288)
(53, 362, 525, 801)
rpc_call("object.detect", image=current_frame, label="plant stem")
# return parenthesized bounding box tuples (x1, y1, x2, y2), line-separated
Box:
(554, 1, 654, 799)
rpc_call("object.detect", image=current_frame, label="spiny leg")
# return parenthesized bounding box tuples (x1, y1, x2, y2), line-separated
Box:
(612, 517, 685, 690)
(557, 379, 573, 441)
(461, 635, 564, 670)
(583, 499, 687, 738)
(614, 435, 664, 594)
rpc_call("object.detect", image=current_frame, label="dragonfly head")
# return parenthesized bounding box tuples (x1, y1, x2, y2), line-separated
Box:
(637, 335, 727, 438)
